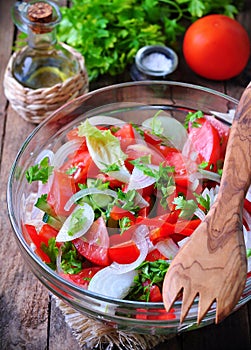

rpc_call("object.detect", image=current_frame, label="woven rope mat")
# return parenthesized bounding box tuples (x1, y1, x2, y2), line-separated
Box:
(54, 297, 174, 350)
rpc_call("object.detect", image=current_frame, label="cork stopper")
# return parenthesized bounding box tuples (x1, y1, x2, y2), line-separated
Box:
(28, 2, 53, 23)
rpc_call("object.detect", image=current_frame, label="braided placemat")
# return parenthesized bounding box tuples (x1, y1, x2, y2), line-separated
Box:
(3, 43, 89, 124)
(54, 297, 174, 350)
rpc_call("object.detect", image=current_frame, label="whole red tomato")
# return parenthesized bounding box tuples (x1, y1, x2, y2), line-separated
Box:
(183, 14, 250, 80)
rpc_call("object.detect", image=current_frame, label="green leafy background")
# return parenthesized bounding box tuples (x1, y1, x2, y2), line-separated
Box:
(18, 0, 244, 81)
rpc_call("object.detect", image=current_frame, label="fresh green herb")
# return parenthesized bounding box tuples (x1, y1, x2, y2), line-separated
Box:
(126, 259, 170, 302)
(101, 162, 120, 173)
(54, 0, 242, 81)
(247, 249, 251, 259)
(184, 110, 204, 129)
(67, 208, 87, 236)
(66, 166, 78, 175)
(26, 157, 53, 184)
(131, 158, 175, 209)
(218, 168, 223, 176)
(60, 242, 83, 274)
(173, 196, 198, 219)
(194, 193, 211, 213)
(41, 238, 59, 270)
(116, 189, 140, 212)
(198, 161, 209, 170)
(119, 216, 132, 233)
(130, 156, 156, 177)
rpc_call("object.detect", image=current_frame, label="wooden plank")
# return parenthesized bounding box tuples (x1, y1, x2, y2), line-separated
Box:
(0, 0, 16, 159)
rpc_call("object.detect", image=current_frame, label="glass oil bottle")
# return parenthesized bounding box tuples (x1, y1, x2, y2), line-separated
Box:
(12, 1, 80, 89)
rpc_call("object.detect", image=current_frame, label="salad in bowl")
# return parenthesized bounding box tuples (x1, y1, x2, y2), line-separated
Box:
(7, 81, 251, 334)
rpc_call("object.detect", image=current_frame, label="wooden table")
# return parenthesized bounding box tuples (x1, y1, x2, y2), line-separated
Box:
(1, 1, 251, 349)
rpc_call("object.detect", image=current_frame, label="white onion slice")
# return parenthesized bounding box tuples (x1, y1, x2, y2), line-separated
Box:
(242, 225, 251, 273)
(210, 109, 235, 124)
(178, 236, 190, 248)
(142, 115, 188, 150)
(194, 207, 206, 221)
(198, 169, 221, 183)
(53, 139, 83, 169)
(127, 166, 156, 191)
(155, 238, 179, 260)
(56, 247, 64, 274)
(64, 188, 118, 212)
(107, 166, 131, 183)
(35, 149, 55, 165)
(56, 203, 94, 242)
(87, 116, 126, 126)
(88, 266, 137, 299)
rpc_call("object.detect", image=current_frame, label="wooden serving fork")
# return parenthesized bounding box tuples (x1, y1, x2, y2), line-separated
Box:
(163, 83, 251, 324)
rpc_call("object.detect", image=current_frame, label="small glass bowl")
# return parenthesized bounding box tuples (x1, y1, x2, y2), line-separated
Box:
(131, 45, 178, 80)
(7, 81, 251, 335)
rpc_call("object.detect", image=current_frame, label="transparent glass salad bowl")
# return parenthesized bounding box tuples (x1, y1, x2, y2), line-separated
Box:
(7, 81, 251, 335)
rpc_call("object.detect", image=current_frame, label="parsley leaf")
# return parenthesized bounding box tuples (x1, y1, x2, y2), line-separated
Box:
(194, 193, 211, 213)
(41, 238, 58, 270)
(173, 196, 198, 219)
(26, 157, 53, 184)
(131, 158, 175, 209)
(184, 110, 204, 129)
(60, 242, 83, 274)
(126, 259, 169, 302)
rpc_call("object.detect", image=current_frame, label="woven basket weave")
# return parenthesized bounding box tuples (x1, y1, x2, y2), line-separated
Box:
(4, 44, 89, 124)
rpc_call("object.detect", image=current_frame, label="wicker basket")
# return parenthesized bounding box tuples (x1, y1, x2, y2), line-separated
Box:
(4, 44, 89, 124)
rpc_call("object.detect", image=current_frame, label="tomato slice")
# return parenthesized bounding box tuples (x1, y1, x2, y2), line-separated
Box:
(149, 222, 176, 245)
(110, 206, 135, 222)
(114, 123, 136, 151)
(60, 149, 92, 183)
(148, 308, 176, 320)
(38, 224, 58, 245)
(149, 284, 163, 302)
(145, 249, 167, 262)
(186, 120, 221, 171)
(125, 143, 165, 166)
(205, 115, 230, 158)
(108, 240, 140, 264)
(136, 308, 176, 320)
(74, 240, 110, 266)
(60, 267, 102, 288)
(24, 224, 51, 263)
(73, 217, 111, 266)
(47, 170, 76, 217)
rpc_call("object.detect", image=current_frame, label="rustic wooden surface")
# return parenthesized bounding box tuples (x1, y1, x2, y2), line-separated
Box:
(1, 1, 251, 349)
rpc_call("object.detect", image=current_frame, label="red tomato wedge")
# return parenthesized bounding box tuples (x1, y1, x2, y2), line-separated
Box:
(145, 249, 167, 262)
(60, 149, 92, 183)
(38, 224, 59, 245)
(47, 170, 76, 217)
(73, 217, 111, 266)
(109, 206, 135, 222)
(136, 308, 176, 320)
(149, 284, 163, 302)
(24, 224, 51, 263)
(60, 267, 102, 288)
(186, 120, 221, 171)
(108, 240, 140, 264)
(114, 123, 136, 151)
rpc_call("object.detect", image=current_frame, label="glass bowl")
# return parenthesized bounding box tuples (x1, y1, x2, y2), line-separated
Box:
(7, 81, 251, 335)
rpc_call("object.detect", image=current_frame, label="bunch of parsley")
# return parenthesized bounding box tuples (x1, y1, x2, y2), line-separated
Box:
(56, 0, 243, 81)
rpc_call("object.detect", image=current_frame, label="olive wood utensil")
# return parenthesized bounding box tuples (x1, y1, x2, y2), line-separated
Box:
(163, 83, 251, 325)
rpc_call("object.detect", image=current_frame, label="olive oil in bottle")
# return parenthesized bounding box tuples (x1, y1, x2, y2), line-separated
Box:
(12, 1, 80, 89)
